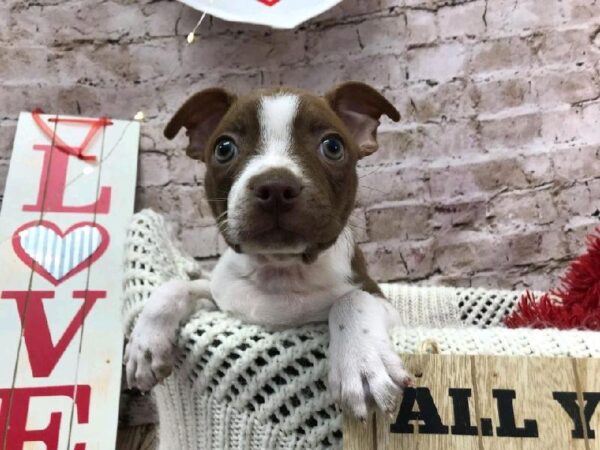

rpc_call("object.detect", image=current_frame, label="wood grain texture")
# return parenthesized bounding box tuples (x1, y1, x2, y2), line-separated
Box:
(382, 354, 480, 450)
(474, 355, 581, 450)
(344, 354, 600, 450)
(116, 425, 158, 450)
(343, 413, 375, 450)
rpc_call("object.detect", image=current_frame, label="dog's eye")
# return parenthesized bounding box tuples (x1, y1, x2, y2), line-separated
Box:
(214, 138, 239, 164)
(319, 136, 344, 161)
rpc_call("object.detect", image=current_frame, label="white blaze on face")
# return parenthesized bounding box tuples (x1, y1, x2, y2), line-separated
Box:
(259, 94, 299, 158)
(227, 94, 305, 241)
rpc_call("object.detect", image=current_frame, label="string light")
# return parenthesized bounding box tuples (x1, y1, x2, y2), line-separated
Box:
(137, 1, 214, 120)
(187, 0, 214, 44)
(2, 2, 215, 255)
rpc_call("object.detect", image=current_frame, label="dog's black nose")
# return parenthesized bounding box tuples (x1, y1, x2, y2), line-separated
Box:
(253, 178, 302, 212)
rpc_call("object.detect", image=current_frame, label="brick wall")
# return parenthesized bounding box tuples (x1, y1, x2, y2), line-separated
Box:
(1, 0, 599, 291)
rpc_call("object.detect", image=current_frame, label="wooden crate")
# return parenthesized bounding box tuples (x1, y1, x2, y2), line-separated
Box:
(344, 354, 600, 450)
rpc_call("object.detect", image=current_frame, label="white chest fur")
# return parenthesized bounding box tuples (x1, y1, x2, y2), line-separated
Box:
(210, 227, 357, 327)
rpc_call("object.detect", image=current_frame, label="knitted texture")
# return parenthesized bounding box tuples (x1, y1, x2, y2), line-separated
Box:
(122, 210, 600, 450)
(122, 211, 202, 335)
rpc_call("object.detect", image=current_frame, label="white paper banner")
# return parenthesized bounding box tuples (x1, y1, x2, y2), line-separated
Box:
(178, 0, 343, 29)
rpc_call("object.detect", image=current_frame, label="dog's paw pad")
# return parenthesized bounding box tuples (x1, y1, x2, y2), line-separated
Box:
(124, 322, 176, 391)
(329, 337, 410, 418)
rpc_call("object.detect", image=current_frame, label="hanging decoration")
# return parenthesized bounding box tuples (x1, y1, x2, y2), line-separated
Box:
(177, 0, 343, 29)
(505, 226, 600, 330)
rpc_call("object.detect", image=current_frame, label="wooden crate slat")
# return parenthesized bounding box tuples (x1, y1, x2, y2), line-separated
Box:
(344, 353, 600, 450)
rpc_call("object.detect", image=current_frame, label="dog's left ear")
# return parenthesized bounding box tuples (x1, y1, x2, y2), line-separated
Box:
(325, 82, 400, 158)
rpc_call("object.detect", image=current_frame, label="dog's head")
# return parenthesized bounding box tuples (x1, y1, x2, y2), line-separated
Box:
(165, 82, 399, 261)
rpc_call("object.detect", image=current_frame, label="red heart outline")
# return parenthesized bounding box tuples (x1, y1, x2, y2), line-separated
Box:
(12, 220, 110, 286)
(257, 0, 280, 6)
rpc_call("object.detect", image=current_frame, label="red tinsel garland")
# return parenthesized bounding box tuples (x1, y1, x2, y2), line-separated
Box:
(504, 227, 600, 330)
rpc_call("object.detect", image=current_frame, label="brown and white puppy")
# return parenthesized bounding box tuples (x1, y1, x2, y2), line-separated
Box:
(125, 82, 411, 419)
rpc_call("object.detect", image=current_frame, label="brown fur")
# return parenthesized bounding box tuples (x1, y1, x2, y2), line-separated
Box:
(164, 83, 400, 263)
(351, 246, 384, 297)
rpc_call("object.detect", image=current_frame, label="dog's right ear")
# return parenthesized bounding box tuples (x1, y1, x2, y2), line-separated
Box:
(164, 88, 236, 160)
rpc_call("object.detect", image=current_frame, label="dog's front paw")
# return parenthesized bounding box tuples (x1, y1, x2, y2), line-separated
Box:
(124, 314, 177, 392)
(328, 332, 412, 420)
(328, 292, 414, 419)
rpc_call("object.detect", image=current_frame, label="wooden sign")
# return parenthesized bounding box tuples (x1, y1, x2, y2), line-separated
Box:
(344, 354, 600, 450)
(0, 112, 139, 450)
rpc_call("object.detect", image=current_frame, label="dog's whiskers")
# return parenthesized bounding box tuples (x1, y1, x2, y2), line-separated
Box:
(348, 222, 368, 233)
(357, 164, 386, 179)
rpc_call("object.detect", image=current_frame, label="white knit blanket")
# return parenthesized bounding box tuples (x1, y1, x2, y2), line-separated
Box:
(122, 210, 600, 450)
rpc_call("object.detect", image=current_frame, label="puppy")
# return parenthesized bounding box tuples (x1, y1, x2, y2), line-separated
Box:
(125, 82, 411, 419)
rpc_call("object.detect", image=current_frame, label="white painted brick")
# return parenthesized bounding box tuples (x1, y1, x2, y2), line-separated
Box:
(552, 145, 600, 181)
(282, 54, 405, 91)
(135, 185, 215, 229)
(541, 106, 600, 147)
(483, 0, 563, 35)
(367, 201, 431, 241)
(470, 36, 535, 74)
(564, 217, 599, 257)
(179, 225, 222, 258)
(307, 24, 364, 60)
(408, 42, 467, 83)
(486, 189, 559, 231)
(4, 0, 183, 44)
(406, 10, 437, 46)
(562, 0, 600, 22)
(431, 199, 488, 232)
(438, 1, 486, 39)
(479, 111, 542, 149)
(168, 153, 205, 186)
(373, 120, 479, 163)
(434, 230, 505, 275)
(388, 79, 477, 123)
(555, 178, 600, 220)
(356, 15, 407, 53)
(138, 152, 171, 187)
(475, 77, 535, 115)
(532, 29, 599, 66)
(0, 160, 9, 191)
(356, 164, 430, 207)
(428, 156, 530, 200)
(360, 238, 435, 282)
(0, 123, 17, 159)
(1, 0, 598, 291)
(534, 69, 600, 106)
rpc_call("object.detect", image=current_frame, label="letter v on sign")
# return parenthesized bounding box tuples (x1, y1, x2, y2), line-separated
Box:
(1, 291, 106, 378)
